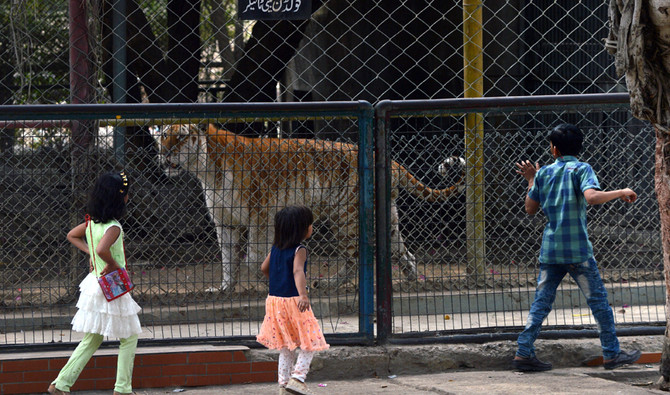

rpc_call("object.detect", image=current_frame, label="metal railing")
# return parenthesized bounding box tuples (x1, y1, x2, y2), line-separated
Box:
(0, 95, 664, 351)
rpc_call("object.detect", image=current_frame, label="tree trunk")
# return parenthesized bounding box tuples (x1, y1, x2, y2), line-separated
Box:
(210, 0, 243, 81)
(223, 1, 323, 136)
(0, 20, 14, 150)
(69, 0, 96, 292)
(99, 0, 201, 170)
(656, 126, 670, 389)
(167, 0, 202, 103)
(224, 18, 312, 104)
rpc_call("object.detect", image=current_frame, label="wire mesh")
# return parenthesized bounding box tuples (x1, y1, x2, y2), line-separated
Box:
(0, 0, 664, 347)
(384, 106, 663, 335)
(0, 106, 373, 347)
(1, 1, 622, 106)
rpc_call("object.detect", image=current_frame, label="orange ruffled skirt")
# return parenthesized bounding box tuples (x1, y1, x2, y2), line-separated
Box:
(256, 295, 330, 352)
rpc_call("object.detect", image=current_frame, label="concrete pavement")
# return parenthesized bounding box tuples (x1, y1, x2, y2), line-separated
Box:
(71, 365, 665, 394)
(61, 334, 668, 395)
(26, 335, 668, 394)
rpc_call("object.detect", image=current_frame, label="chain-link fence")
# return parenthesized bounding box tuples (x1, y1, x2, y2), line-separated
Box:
(376, 95, 663, 339)
(1, 0, 621, 108)
(0, 102, 376, 347)
(1, 1, 664, 349)
(0, 96, 664, 349)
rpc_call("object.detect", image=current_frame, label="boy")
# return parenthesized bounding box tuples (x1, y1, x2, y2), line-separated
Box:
(512, 123, 641, 372)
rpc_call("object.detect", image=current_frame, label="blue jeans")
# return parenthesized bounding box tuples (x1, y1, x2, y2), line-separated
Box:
(516, 257, 620, 360)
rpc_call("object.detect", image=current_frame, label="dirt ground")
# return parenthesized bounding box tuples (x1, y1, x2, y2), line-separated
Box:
(1, 259, 663, 307)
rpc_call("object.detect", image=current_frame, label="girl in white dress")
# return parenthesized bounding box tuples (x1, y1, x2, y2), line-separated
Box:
(48, 171, 141, 395)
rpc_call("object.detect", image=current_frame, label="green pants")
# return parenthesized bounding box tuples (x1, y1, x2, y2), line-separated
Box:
(51, 333, 138, 393)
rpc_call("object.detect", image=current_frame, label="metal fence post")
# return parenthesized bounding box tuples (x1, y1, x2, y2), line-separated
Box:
(463, 0, 486, 280)
(374, 101, 393, 343)
(357, 101, 375, 340)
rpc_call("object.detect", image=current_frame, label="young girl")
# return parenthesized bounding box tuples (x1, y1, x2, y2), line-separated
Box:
(48, 171, 142, 395)
(256, 206, 329, 395)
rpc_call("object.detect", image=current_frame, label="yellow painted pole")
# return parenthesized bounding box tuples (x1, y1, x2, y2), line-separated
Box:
(463, 0, 485, 280)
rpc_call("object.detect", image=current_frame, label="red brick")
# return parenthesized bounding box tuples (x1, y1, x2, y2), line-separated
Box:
(232, 351, 248, 362)
(230, 371, 276, 384)
(2, 359, 49, 372)
(186, 374, 232, 386)
(71, 379, 97, 391)
(94, 355, 118, 367)
(252, 361, 277, 372)
(140, 353, 187, 365)
(586, 352, 660, 367)
(168, 374, 189, 386)
(3, 381, 47, 394)
(133, 365, 163, 378)
(137, 375, 186, 388)
(207, 362, 251, 375)
(49, 358, 69, 370)
(638, 352, 662, 364)
(136, 377, 164, 388)
(23, 370, 57, 382)
(585, 356, 603, 366)
(162, 363, 207, 376)
(93, 378, 115, 390)
(0, 371, 24, 384)
(189, 351, 232, 363)
(77, 367, 116, 380)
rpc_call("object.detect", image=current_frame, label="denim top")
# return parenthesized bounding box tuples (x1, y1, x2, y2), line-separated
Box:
(268, 244, 307, 297)
(527, 156, 599, 264)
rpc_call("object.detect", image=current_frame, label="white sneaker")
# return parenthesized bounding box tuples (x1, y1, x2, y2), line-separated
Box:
(285, 377, 314, 395)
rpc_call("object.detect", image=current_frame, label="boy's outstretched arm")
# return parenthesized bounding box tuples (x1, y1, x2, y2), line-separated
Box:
(515, 160, 541, 215)
(583, 188, 637, 205)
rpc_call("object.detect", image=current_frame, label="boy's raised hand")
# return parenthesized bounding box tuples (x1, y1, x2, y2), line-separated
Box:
(515, 160, 540, 183)
(620, 188, 637, 203)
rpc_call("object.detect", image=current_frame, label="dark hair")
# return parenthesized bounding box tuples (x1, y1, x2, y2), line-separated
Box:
(273, 206, 313, 249)
(87, 171, 129, 223)
(547, 123, 583, 156)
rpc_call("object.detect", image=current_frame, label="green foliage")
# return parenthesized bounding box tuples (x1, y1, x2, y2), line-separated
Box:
(201, 0, 238, 43)
(3, 0, 70, 104)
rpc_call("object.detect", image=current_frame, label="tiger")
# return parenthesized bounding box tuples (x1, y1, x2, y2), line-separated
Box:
(159, 124, 464, 291)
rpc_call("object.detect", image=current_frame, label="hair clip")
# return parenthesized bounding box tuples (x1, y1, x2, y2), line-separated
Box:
(119, 171, 128, 194)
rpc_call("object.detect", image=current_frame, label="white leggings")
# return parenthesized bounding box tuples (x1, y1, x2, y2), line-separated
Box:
(278, 348, 315, 385)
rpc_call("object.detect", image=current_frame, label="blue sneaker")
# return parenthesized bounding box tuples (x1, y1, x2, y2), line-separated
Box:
(512, 356, 552, 372)
(603, 350, 641, 370)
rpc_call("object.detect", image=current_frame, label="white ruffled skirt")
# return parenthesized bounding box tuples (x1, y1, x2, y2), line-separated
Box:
(71, 273, 142, 339)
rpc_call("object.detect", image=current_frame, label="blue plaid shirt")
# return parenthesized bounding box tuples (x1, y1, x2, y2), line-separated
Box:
(527, 156, 600, 264)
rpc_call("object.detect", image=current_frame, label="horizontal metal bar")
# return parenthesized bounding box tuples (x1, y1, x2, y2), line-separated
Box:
(0, 120, 72, 129)
(0, 333, 375, 353)
(0, 101, 374, 121)
(376, 93, 631, 117)
(387, 325, 665, 345)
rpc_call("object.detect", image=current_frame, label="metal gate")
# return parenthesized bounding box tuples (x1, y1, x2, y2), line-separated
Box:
(375, 94, 663, 342)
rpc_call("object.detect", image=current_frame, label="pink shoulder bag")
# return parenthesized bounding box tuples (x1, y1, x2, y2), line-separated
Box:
(86, 215, 134, 301)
